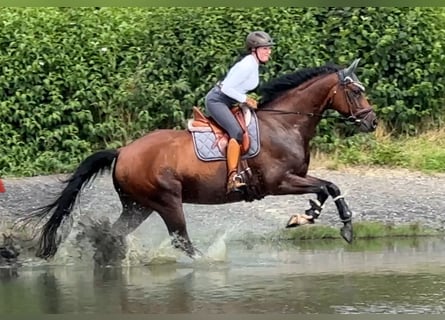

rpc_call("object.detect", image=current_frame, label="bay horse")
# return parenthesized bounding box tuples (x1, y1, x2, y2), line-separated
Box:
(23, 59, 377, 260)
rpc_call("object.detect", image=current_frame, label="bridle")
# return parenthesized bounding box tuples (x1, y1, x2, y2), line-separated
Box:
(336, 73, 374, 125)
(256, 72, 373, 125)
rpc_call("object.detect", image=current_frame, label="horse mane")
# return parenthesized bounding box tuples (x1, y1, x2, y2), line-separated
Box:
(258, 63, 342, 107)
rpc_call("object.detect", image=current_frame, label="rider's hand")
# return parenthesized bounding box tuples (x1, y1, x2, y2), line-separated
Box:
(245, 97, 258, 109)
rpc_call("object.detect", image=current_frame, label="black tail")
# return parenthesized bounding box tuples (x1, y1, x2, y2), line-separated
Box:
(27, 149, 118, 259)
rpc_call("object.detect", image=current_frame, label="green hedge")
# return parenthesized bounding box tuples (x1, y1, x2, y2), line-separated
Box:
(0, 7, 444, 176)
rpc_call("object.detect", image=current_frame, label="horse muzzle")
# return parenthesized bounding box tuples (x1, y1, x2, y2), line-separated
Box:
(350, 109, 377, 133)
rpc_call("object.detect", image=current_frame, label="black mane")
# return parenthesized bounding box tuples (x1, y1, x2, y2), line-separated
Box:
(258, 64, 342, 107)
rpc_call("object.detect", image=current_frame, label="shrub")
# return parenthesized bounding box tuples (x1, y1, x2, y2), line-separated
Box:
(0, 7, 444, 176)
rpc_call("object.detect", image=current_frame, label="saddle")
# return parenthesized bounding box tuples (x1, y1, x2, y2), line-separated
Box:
(187, 106, 251, 155)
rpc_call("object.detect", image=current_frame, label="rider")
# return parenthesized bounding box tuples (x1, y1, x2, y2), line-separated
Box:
(204, 31, 274, 194)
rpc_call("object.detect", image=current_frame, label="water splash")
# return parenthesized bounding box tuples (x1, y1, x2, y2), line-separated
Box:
(202, 231, 229, 262)
(122, 236, 180, 266)
(1, 214, 243, 268)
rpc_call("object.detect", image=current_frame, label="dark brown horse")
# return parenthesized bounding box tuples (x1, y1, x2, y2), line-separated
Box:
(24, 59, 377, 260)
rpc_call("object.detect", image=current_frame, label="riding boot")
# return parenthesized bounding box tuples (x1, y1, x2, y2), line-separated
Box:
(226, 138, 246, 194)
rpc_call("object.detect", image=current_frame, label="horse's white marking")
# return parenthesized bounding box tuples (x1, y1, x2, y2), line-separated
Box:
(332, 195, 344, 202)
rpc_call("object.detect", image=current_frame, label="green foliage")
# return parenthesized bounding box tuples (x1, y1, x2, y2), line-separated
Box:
(0, 8, 151, 175)
(310, 7, 445, 147)
(319, 128, 445, 173)
(0, 7, 444, 176)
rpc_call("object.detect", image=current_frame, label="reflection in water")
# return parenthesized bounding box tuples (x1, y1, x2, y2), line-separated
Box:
(0, 267, 19, 281)
(37, 271, 61, 313)
(1, 237, 445, 313)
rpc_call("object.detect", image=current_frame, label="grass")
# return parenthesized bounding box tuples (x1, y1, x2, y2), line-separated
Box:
(311, 125, 445, 173)
(234, 221, 444, 252)
(241, 221, 443, 244)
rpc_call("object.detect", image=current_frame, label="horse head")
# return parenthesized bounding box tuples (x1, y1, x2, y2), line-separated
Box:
(328, 58, 378, 132)
(257, 59, 377, 133)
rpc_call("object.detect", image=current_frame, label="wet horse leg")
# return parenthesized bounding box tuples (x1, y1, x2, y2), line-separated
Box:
(85, 197, 153, 265)
(111, 197, 153, 237)
(280, 173, 353, 243)
(114, 197, 198, 258)
(148, 177, 199, 258)
(156, 202, 199, 259)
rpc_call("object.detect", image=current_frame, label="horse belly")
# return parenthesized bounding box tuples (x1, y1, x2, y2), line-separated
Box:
(180, 161, 235, 204)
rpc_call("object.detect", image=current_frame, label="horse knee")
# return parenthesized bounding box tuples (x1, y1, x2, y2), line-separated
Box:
(326, 182, 341, 196)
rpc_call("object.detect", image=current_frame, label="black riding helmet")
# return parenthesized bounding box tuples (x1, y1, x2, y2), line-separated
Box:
(245, 31, 275, 50)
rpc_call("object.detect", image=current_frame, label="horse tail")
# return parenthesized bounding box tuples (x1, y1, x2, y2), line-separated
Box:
(28, 149, 118, 260)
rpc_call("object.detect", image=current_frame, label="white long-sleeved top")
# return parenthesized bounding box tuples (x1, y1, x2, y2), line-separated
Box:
(220, 54, 259, 103)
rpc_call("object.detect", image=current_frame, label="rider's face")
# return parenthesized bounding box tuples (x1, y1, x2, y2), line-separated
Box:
(255, 46, 272, 63)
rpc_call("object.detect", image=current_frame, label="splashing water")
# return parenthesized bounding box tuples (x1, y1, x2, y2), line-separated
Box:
(122, 236, 180, 266)
(1, 210, 243, 268)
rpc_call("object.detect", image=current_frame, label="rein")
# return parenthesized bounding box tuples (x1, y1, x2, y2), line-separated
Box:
(256, 106, 357, 123)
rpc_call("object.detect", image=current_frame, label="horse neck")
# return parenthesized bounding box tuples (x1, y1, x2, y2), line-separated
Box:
(260, 73, 338, 141)
(287, 73, 336, 117)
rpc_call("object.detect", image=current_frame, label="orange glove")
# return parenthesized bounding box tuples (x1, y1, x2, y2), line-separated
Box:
(245, 97, 258, 109)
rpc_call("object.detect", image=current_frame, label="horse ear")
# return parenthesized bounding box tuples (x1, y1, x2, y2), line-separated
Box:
(343, 58, 361, 76)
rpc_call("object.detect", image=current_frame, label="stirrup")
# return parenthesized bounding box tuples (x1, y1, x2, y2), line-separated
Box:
(227, 173, 247, 193)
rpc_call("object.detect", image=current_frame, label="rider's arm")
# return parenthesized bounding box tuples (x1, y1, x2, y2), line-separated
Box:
(220, 56, 259, 103)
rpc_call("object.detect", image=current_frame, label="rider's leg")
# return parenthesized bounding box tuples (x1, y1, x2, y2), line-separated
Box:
(225, 137, 246, 193)
(205, 88, 246, 193)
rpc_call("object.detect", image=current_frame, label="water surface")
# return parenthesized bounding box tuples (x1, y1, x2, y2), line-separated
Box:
(1, 236, 445, 314)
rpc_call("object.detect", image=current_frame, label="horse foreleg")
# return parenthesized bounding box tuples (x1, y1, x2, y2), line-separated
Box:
(299, 175, 331, 221)
(324, 180, 354, 243)
(279, 173, 353, 243)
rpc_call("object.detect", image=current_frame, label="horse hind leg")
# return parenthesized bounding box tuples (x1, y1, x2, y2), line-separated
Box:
(109, 193, 198, 260)
(156, 203, 201, 259)
(87, 197, 153, 266)
(150, 186, 200, 259)
(111, 197, 153, 237)
(126, 198, 198, 259)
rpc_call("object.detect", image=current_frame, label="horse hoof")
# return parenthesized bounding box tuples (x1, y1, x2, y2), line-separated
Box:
(340, 222, 353, 243)
(188, 247, 204, 260)
(286, 214, 314, 228)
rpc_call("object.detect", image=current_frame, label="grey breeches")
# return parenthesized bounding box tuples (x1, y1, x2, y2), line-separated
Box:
(205, 86, 244, 143)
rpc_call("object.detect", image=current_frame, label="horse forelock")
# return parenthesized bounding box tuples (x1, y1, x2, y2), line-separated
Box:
(258, 64, 342, 107)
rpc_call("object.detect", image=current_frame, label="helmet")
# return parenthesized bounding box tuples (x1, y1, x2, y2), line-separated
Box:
(246, 31, 275, 50)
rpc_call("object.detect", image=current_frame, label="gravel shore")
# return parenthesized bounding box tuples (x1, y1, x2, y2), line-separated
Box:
(1, 167, 444, 237)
